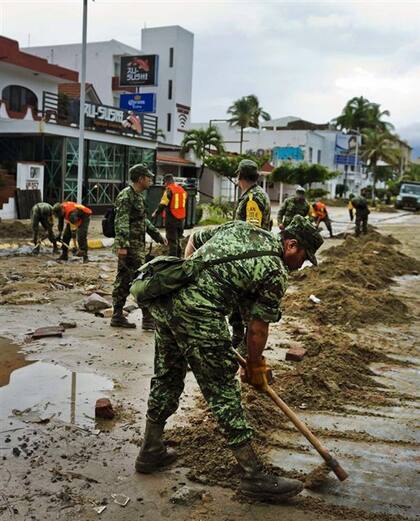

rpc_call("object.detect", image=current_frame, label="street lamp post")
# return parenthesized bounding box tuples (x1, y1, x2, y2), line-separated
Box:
(77, 0, 88, 203)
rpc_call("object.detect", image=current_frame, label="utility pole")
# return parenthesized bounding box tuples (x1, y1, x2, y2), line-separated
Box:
(77, 0, 88, 203)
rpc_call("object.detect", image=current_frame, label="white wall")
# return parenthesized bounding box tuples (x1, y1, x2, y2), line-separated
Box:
(141, 26, 194, 146)
(25, 40, 139, 106)
(0, 62, 63, 112)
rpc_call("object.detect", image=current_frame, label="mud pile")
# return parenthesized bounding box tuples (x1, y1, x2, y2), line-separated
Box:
(0, 220, 32, 239)
(285, 231, 420, 327)
(165, 231, 418, 488)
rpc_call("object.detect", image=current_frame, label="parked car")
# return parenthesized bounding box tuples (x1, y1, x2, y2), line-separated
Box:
(395, 181, 420, 210)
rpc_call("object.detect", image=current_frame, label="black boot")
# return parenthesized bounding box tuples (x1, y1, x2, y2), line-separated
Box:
(110, 311, 136, 328)
(233, 443, 303, 501)
(135, 420, 177, 473)
(142, 308, 155, 331)
(57, 253, 68, 262)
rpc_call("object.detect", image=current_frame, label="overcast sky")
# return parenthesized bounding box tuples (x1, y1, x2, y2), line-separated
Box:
(2, 0, 420, 155)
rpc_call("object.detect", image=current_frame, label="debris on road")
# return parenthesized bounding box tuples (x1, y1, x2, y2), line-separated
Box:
(93, 505, 107, 514)
(84, 293, 111, 312)
(285, 346, 307, 362)
(95, 398, 115, 419)
(59, 320, 77, 329)
(309, 294, 321, 304)
(111, 493, 130, 507)
(31, 326, 64, 340)
(170, 486, 204, 505)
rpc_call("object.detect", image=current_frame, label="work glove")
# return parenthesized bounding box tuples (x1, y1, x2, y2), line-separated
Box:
(241, 356, 271, 391)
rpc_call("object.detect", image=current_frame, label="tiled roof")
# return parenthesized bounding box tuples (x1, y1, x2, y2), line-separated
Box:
(157, 154, 195, 166)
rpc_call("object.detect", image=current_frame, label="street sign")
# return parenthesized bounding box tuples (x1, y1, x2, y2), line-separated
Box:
(119, 55, 158, 87)
(119, 93, 156, 113)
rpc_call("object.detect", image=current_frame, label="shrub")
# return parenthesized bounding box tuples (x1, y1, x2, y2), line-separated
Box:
(306, 188, 329, 200)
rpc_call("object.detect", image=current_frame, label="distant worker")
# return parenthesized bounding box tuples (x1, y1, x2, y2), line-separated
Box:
(53, 201, 92, 263)
(31, 202, 58, 254)
(311, 200, 333, 238)
(152, 174, 187, 258)
(234, 159, 272, 231)
(348, 194, 370, 236)
(277, 186, 309, 229)
(231, 159, 272, 354)
(111, 164, 166, 329)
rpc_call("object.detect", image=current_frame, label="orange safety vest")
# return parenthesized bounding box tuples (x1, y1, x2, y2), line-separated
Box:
(312, 201, 327, 219)
(62, 201, 92, 227)
(167, 183, 187, 219)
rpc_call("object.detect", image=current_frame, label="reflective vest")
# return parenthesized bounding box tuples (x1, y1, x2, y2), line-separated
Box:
(62, 201, 92, 227)
(167, 183, 187, 219)
(245, 193, 263, 227)
(312, 201, 328, 219)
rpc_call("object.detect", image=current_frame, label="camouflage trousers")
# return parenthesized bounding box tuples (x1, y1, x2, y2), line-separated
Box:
(62, 216, 90, 257)
(166, 219, 184, 258)
(147, 302, 254, 447)
(355, 212, 368, 236)
(112, 246, 144, 313)
(32, 216, 56, 247)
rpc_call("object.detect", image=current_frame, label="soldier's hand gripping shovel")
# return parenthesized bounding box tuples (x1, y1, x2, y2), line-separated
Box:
(233, 348, 349, 487)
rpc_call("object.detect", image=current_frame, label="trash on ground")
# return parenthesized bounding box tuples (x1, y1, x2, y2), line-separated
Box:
(84, 293, 111, 312)
(309, 294, 322, 304)
(93, 505, 107, 514)
(31, 326, 64, 339)
(95, 398, 115, 419)
(111, 493, 130, 506)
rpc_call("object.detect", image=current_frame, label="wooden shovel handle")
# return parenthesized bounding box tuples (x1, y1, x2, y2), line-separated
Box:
(233, 349, 348, 482)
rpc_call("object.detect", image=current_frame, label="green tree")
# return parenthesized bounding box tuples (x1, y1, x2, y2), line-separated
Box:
(180, 127, 225, 178)
(227, 95, 271, 153)
(270, 162, 338, 187)
(360, 129, 401, 200)
(332, 96, 393, 133)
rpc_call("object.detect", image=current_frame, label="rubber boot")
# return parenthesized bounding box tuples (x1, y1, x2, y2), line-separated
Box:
(32, 244, 40, 255)
(83, 255, 89, 264)
(52, 243, 59, 254)
(110, 309, 136, 328)
(135, 420, 177, 473)
(232, 443, 303, 501)
(141, 308, 155, 331)
(57, 251, 68, 262)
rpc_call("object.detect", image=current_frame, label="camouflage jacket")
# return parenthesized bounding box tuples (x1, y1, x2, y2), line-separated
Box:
(234, 184, 272, 230)
(171, 221, 288, 323)
(32, 202, 53, 221)
(114, 186, 164, 250)
(350, 196, 370, 216)
(278, 196, 309, 227)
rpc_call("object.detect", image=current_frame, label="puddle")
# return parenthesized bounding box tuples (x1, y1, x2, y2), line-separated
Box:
(0, 337, 113, 429)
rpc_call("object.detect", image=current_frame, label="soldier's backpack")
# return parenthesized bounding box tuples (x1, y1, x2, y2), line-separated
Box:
(130, 250, 281, 307)
(102, 206, 116, 238)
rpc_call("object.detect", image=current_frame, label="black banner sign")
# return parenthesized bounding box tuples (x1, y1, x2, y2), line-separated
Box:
(119, 55, 158, 87)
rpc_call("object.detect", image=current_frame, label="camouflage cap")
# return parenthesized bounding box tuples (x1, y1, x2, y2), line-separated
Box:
(129, 163, 154, 179)
(236, 159, 258, 175)
(284, 215, 323, 266)
(52, 202, 63, 215)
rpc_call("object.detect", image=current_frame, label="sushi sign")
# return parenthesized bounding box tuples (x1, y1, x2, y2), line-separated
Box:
(120, 55, 158, 86)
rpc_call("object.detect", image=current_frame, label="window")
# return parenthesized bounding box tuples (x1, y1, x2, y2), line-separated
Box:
(169, 47, 174, 67)
(167, 113, 172, 132)
(114, 60, 120, 77)
(308, 147, 313, 163)
(317, 149, 321, 164)
(2, 85, 38, 112)
(168, 80, 173, 100)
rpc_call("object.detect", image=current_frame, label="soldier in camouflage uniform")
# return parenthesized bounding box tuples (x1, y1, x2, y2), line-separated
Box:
(135, 216, 323, 502)
(349, 194, 370, 236)
(31, 202, 58, 254)
(111, 164, 166, 329)
(231, 159, 272, 354)
(277, 186, 310, 228)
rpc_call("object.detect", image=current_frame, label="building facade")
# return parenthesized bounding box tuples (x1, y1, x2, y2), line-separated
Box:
(0, 36, 157, 218)
(25, 25, 194, 146)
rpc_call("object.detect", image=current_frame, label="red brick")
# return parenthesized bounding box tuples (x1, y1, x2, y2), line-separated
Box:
(285, 346, 307, 362)
(95, 398, 115, 419)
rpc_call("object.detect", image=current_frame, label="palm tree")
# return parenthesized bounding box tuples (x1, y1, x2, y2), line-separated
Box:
(181, 127, 225, 178)
(333, 96, 393, 133)
(227, 95, 271, 153)
(361, 129, 400, 200)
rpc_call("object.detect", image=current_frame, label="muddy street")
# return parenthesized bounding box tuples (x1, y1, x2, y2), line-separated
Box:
(1, 211, 419, 521)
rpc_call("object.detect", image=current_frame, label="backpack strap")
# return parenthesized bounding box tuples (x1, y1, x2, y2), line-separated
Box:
(203, 250, 282, 269)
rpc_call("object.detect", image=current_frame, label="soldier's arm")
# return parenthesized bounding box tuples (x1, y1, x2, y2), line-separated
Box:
(277, 199, 287, 222)
(245, 268, 287, 324)
(304, 200, 310, 216)
(57, 214, 64, 235)
(114, 193, 131, 249)
(146, 218, 165, 243)
(154, 189, 171, 216)
(68, 211, 80, 239)
(246, 319, 269, 362)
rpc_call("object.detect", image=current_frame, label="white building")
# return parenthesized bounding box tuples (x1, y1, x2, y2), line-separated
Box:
(25, 25, 194, 146)
(192, 117, 368, 199)
(0, 36, 157, 218)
